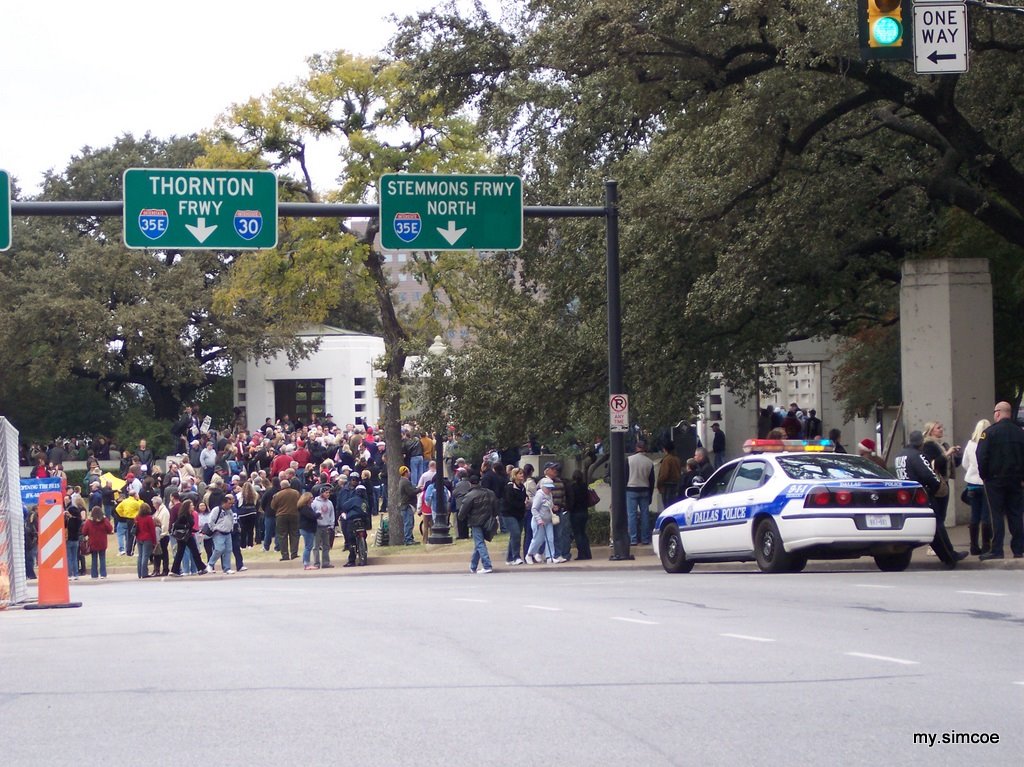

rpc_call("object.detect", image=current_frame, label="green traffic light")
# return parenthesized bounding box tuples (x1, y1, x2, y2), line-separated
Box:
(872, 16, 902, 46)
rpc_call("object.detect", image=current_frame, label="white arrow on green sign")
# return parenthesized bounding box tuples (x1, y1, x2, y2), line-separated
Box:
(123, 168, 278, 250)
(379, 173, 523, 251)
(0, 169, 11, 252)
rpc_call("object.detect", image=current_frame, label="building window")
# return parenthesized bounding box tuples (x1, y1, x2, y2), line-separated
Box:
(238, 393, 246, 403)
(274, 379, 325, 425)
(237, 379, 246, 390)
(354, 377, 366, 386)
(355, 403, 366, 412)
(354, 390, 366, 400)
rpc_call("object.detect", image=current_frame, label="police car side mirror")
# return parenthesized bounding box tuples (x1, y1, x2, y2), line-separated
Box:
(685, 482, 703, 499)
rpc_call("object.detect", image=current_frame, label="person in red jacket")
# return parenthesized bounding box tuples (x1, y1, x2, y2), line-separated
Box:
(82, 507, 113, 579)
(134, 503, 158, 579)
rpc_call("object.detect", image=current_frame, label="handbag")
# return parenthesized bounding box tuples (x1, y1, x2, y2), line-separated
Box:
(551, 511, 560, 525)
(200, 523, 214, 537)
(586, 488, 600, 507)
(960, 486, 970, 504)
(483, 515, 498, 541)
(153, 540, 163, 556)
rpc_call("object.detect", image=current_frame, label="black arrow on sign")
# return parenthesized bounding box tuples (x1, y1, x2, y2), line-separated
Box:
(927, 50, 957, 64)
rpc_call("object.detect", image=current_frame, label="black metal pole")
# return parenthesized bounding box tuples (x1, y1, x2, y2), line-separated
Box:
(605, 181, 631, 561)
(428, 431, 452, 543)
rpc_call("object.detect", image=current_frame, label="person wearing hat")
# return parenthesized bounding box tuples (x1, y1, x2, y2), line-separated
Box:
(340, 483, 371, 566)
(311, 484, 336, 568)
(456, 474, 498, 573)
(857, 438, 887, 469)
(525, 477, 557, 564)
(894, 431, 966, 567)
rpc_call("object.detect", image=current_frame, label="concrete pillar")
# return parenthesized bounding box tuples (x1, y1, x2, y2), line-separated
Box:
(900, 258, 994, 524)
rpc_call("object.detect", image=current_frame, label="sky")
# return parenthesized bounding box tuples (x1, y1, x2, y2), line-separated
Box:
(0, 0, 491, 196)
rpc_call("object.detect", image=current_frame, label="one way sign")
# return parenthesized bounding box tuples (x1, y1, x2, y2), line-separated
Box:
(914, 1, 968, 74)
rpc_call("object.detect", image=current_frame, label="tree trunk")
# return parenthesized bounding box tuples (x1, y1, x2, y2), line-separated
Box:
(362, 235, 409, 545)
(144, 380, 184, 422)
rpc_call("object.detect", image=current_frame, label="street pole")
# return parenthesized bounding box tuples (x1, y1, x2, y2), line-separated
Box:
(427, 336, 453, 544)
(605, 180, 631, 561)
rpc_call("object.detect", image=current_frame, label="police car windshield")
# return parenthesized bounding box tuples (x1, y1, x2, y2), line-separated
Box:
(776, 454, 894, 481)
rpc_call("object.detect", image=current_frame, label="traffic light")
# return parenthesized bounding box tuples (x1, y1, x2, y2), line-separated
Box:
(859, 0, 912, 61)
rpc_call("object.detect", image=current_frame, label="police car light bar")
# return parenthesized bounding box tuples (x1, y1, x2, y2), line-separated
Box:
(742, 439, 835, 454)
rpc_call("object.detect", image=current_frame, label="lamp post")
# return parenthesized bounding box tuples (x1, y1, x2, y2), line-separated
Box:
(427, 335, 453, 544)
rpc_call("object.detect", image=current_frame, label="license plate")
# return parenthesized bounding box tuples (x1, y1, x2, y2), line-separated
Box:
(865, 514, 891, 529)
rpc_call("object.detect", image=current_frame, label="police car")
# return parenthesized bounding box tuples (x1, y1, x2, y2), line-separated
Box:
(653, 440, 936, 573)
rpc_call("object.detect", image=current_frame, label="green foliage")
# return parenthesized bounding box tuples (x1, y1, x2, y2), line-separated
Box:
(390, 0, 1024, 438)
(833, 324, 902, 422)
(109, 391, 177, 459)
(0, 377, 115, 442)
(0, 133, 312, 421)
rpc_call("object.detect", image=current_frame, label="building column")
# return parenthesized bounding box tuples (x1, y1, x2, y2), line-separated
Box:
(900, 258, 994, 524)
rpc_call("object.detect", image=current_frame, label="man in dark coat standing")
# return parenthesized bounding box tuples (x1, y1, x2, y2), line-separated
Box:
(977, 401, 1024, 560)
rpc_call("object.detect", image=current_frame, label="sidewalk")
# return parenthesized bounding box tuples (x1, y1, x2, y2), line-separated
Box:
(59, 524, 1024, 583)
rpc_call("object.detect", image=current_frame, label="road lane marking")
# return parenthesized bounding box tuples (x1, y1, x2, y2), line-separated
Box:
(524, 605, 562, 612)
(454, 598, 490, 603)
(845, 652, 919, 665)
(611, 617, 659, 625)
(956, 590, 1006, 597)
(854, 584, 894, 589)
(1015, 681, 1024, 686)
(720, 633, 775, 643)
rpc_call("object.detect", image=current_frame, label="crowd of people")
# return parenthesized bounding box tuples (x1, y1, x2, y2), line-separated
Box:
(20, 409, 601, 581)
(22, 399, 1023, 580)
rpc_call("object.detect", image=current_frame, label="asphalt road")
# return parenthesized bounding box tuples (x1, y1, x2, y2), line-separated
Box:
(1, 568, 1021, 766)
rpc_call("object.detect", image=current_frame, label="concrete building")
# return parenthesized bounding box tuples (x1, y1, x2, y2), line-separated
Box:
(233, 324, 385, 433)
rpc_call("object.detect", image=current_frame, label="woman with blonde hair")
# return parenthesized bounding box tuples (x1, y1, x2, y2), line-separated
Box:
(961, 418, 992, 555)
(922, 420, 968, 565)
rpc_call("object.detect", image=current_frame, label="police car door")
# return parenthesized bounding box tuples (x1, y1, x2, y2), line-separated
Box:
(719, 459, 770, 555)
(681, 463, 739, 554)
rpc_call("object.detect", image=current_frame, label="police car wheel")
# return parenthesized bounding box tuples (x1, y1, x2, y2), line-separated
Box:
(753, 518, 794, 574)
(788, 555, 808, 573)
(874, 549, 913, 572)
(659, 523, 694, 574)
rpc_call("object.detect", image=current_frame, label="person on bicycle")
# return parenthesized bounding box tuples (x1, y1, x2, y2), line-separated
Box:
(341, 483, 371, 567)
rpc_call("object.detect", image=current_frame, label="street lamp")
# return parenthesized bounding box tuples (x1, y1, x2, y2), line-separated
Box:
(427, 335, 453, 544)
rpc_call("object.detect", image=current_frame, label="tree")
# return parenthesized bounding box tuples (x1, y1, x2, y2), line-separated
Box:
(0, 133, 312, 423)
(208, 51, 491, 536)
(391, 0, 1024, 432)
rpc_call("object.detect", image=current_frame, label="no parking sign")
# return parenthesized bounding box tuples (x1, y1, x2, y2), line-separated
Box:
(609, 393, 629, 432)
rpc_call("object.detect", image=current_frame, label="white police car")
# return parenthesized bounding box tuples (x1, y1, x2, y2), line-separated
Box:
(653, 440, 936, 573)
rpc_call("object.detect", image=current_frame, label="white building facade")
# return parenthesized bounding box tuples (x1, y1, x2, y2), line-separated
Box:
(233, 325, 385, 434)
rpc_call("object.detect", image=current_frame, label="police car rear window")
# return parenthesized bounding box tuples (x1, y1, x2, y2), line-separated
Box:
(776, 454, 893, 481)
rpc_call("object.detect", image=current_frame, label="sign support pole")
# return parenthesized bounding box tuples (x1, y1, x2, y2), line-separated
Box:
(604, 181, 631, 561)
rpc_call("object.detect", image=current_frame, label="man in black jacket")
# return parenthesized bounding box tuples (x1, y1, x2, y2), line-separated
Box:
(977, 401, 1024, 560)
(457, 475, 497, 573)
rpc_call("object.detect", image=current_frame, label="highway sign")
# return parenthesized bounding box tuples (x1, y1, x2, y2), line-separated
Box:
(379, 173, 523, 251)
(123, 168, 277, 250)
(0, 169, 10, 251)
(914, 2, 968, 74)
(609, 393, 629, 432)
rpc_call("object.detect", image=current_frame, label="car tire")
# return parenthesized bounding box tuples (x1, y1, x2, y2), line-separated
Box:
(874, 549, 913, 572)
(788, 555, 808, 573)
(659, 523, 694, 574)
(754, 518, 794, 574)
